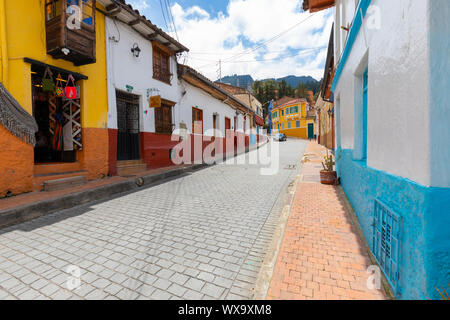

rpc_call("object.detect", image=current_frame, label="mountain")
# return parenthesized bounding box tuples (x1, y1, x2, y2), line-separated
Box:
(263, 75, 319, 88)
(219, 75, 254, 90)
(218, 74, 319, 91)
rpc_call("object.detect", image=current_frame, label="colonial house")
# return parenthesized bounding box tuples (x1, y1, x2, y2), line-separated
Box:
(216, 82, 265, 145)
(304, 0, 450, 299)
(315, 24, 335, 150)
(177, 65, 254, 162)
(101, 0, 189, 175)
(0, 0, 110, 196)
(271, 97, 315, 139)
(101, 0, 253, 174)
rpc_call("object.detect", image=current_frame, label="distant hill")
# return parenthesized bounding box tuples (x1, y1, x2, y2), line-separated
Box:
(218, 74, 319, 91)
(265, 75, 319, 88)
(219, 75, 254, 90)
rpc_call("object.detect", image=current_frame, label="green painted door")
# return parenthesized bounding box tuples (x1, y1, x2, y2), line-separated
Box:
(308, 123, 314, 139)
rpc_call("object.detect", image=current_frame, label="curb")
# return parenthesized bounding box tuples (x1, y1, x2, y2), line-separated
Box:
(0, 140, 269, 230)
(0, 164, 208, 230)
(252, 144, 304, 299)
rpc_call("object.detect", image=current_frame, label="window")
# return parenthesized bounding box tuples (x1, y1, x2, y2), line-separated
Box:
(281, 123, 284, 130)
(281, 110, 284, 116)
(272, 111, 277, 118)
(153, 46, 171, 84)
(45, 0, 62, 21)
(192, 107, 203, 135)
(287, 122, 291, 129)
(296, 120, 300, 128)
(155, 103, 174, 134)
(65, 0, 94, 26)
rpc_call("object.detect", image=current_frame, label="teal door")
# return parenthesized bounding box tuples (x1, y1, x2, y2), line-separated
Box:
(308, 123, 314, 139)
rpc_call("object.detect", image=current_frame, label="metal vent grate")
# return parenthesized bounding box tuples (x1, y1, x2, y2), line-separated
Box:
(373, 199, 401, 293)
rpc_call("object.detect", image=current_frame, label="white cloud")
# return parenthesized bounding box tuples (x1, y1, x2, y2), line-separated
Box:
(127, 0, 149, 12)
(135, 0, 333, 81)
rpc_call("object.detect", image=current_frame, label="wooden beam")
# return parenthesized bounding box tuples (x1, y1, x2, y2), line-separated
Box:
(128, 19, 141, 26)
(105, 3, 121, 17)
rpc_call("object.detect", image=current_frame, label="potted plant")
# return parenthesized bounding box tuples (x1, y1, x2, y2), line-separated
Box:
(320, 152, 337, 185)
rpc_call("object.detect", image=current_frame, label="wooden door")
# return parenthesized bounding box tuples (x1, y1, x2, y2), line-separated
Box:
(192, 107, 203, 135)
(225, 117, 231, 133)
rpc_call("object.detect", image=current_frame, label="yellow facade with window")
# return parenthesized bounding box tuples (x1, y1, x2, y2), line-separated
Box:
(272, 100, 315, 139)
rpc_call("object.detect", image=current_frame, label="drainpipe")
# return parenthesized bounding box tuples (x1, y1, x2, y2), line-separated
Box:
(0, 0, 8, 87)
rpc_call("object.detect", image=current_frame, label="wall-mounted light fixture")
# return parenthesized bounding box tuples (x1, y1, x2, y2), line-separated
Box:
(131, 43, 141, 58)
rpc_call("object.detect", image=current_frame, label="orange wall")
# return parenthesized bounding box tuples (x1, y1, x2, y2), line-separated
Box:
(0, 126, 34, 197)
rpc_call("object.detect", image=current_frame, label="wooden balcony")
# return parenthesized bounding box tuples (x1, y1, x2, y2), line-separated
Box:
(45, 0, 96, 66)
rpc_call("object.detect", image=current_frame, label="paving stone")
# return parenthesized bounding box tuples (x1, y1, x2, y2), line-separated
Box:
(185, 278, 205, 291)
(0, 141, 306, 301)
(201, 283, 225, 299)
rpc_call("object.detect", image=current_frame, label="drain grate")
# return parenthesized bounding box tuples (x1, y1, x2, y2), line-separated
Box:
(284, 164, 297, 170)
(373, 199, 401, 293)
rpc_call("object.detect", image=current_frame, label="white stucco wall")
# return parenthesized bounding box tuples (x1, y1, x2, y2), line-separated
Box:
(176, 82, 244, 137)
(105, 18, 181, 133)
(334, 0, 431, 186)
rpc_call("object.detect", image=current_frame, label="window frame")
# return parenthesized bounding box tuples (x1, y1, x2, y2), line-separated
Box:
(154, 103, 174, 135)
(192, 107, 204, 135)
(153, 43, 172, 84)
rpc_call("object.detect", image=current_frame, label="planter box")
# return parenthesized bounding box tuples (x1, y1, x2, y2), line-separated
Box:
(320, 170, 337, 185)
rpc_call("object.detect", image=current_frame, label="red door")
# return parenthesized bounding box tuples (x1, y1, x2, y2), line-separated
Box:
(225, 117, 231, 132)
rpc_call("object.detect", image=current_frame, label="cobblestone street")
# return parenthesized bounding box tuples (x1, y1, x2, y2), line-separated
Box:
(0, 140, 306, 300)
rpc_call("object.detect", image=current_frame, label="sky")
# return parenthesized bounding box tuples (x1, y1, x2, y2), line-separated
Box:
(127, 0, 333, 82)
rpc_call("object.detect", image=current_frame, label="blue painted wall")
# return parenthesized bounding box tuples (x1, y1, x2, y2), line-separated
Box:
(336, 148, 450, 299)
(429, 0, 450, 188)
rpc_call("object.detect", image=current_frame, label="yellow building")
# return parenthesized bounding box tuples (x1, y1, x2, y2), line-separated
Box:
(0, 0, 109, 196)
(272, 97, 316, 139)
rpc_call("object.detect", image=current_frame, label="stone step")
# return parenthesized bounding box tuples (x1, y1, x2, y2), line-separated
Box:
(43, 176, 87, 192)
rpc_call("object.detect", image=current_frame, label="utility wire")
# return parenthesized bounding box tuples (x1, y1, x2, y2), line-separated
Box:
(159, 0, 171, 33)
(195, 12, 318, 70)
(165, 0, 180, 42)
(221, 12, 317, 63)
(188, 46, 326, 63)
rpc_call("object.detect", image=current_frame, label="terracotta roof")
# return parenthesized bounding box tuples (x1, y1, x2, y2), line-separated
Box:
(177, 64, 253, 115)
(98, 0, 189, 53)
(302, 0, 335, 12)
(273, 97, 307, 110)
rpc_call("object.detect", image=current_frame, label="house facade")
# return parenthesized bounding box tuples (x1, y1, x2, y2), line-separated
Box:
(305, 0, 450, 299)
(101, 0, 253, 173)
(316, 24, 335, 150)
(272, 97, 315, 139)
(216, 82, 264, 145)
(0, 0, 109, 196)
(102, 0, 189, 175)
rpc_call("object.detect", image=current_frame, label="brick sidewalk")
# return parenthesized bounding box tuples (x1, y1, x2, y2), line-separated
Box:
(266, 141, 386, 300)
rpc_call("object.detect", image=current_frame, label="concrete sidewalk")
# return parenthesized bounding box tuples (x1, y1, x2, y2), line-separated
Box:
(265, 141, 387, 300)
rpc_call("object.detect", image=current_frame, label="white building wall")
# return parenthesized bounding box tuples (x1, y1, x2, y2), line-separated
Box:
(177, 82, 240, 137)
(334, 0, 431, 186)
(105, 18, 181, 133)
